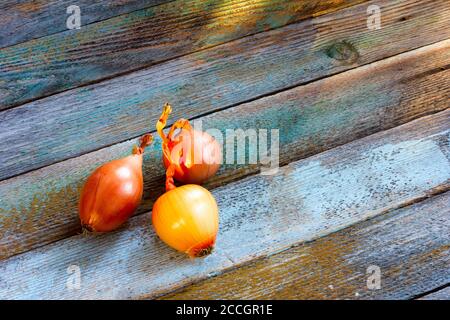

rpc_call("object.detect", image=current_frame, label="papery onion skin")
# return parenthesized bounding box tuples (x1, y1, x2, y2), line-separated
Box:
(157, 103, 222, 185)
(152, 184, 219, 257)
(162, 129, 221, 184)
(79, 135, 152, 232)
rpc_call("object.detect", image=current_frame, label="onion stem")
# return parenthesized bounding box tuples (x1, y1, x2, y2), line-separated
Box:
(165, 164, 177, 191)
(156, 103, 172, 144)
(132, 133, 153, 155)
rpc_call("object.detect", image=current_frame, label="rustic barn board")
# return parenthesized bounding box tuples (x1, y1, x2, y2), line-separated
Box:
(1, 40, 449, 260)
(161, 192, 450, 300)
(0, 0, 367, 109)
(0, 0, 172, 49)
(418, 286, 450, 300)
(1, 0, 449, 180)
(0, 110, 449, 299)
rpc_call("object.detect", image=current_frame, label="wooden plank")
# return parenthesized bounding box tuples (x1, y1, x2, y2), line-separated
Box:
(0, 110, 449, 299)
(418, 286, 450, 300)
(161, 193, 450, 300)
(0, 0, 172, 49)
(1, 0, 448, 180)
(1, 39, 449, 260)
(0, 0, 366, 109)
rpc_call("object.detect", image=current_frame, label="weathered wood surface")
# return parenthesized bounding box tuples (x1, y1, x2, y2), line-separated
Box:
(161, 192, 450, 300)
(0, 0, 172, 49)
(0, 110, 448, 299)
(1, 0, 449, 180)
(418, 286, 450, 300)
(1, 40, 449, 260)
(0, 0, 366, 109)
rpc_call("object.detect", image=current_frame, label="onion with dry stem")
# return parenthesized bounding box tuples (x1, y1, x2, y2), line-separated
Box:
(156, 103, 222, 184)
(79, 134, 153, 232)
(152, 148, 219, 257)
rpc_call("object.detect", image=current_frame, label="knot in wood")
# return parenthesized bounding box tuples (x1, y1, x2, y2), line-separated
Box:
(326, 41, 360, 64)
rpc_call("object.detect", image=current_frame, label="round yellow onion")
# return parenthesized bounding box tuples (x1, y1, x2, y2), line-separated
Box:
(152, 172, 219, 257)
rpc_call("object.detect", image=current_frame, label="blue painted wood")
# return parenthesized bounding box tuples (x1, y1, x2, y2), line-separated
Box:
(162, 192, 450, 299)
(0, 0, 448, 180)
(0, 0, 364, 109)
(0, 110, 448, 299)
(0, 0, 173, 49)
(1, 39, 449, 260)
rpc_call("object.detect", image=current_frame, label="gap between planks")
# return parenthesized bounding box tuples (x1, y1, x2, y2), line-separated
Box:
(0, 109, 448, 299)
(0, 0, 174, 49)
(416, 285, 450, 300)
(0, 37, 449, 260)
(1, 0, 449, 181)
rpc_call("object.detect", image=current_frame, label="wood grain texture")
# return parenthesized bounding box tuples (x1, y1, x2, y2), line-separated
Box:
(0, 0, 172, 49)
(0, 0, 366, 109)
(418, 286, 450, 300)
(0, 110, 449, 299)
(1, 39, 449, 260)
(1, 0, 448, 180)
(161, 192, 450, 300)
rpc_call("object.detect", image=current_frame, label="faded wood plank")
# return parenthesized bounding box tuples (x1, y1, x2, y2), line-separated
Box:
(1, 0, 448, 180)
(161, 192, 450, 300)
(0, 0, 366, 109)
(0, 0, 172, 49)
(418, 286, 450, 300)
(1, 39, 449, 260)
(0, 110, 449, 299)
